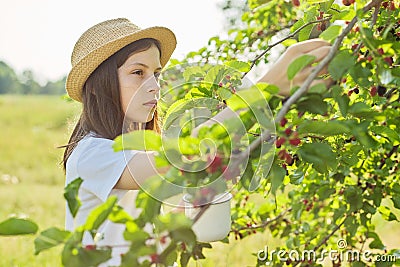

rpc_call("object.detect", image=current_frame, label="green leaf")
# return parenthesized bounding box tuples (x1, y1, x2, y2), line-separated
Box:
(349, 63, 373, 87)
(183, 66, 205, 81)
(108, 206, 134, 224)
(113, 130, 161, 151)
(269, 164, 286, 195)
(335, 94, 350, 117)
(298, 120, 351, 136)
(367, 232, 385, 250)
(0, 217, 38, 236)
(162, 97, 220, 130)
(370, 125, 400, 144)
(392, 197, 400, 210)
(297, 94, 328, 115)
(34, 227, 71, 255)
(328, 50, 356, 80)
(287, 54, 316, 81)
(297, 143, 337, 173)
(64, 177, 83, 218)
(299, 24, 314, 42)
(344, 186, 363, 211)
(204, 65, 226, 87)
(378, 206, 398, 221)
(84, 196, 118, 232)
(319, 25, 342, 41)
(225, 60, 251, 72)
(62, 246, 112, 267)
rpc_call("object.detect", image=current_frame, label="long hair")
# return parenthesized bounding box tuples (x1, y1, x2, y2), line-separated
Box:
(62, 38, 162, 170)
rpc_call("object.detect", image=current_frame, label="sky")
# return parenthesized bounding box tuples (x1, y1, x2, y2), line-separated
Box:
(0, 0, 225, 83)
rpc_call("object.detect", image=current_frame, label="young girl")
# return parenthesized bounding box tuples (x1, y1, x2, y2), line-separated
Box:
(63, 18, 330, 266)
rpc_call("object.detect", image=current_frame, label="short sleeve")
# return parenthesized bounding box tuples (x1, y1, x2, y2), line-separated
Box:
(76, 137, 138, 202)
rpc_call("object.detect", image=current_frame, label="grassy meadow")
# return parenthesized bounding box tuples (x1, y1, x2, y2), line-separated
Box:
(0, 95, 399, 267)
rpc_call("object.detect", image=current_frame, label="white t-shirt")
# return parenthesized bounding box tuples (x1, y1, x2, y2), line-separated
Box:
(65, 134, 140, 267)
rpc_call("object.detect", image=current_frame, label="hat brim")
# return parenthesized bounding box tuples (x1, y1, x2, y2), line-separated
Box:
(66, 26, 176, 102)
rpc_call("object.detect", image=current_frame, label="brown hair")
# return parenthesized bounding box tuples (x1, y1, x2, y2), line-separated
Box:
(62, 38, 161, 170)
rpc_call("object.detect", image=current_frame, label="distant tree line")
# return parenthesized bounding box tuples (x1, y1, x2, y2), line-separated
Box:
(0, 61, 66, 95)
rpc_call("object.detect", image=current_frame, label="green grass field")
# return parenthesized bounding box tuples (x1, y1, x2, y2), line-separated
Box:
(0, 95, 399, 267)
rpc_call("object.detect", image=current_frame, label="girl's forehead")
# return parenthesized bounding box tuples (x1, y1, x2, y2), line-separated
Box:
(123, 46, 161, 67)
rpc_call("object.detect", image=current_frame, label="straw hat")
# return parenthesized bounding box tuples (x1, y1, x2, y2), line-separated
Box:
(66, 18, 177, 102)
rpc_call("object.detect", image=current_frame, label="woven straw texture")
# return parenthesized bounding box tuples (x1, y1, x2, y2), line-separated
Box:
(66, 18, 176, 102)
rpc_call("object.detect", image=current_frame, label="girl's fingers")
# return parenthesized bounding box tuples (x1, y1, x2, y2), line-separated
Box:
(288, 39, 331, 54)
(306, 45, 331, 62)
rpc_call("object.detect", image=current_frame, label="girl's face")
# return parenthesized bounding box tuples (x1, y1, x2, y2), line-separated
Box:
(118, 45, 161, 123)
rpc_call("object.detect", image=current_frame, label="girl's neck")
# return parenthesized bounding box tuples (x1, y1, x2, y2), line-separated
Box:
(123, 120, 147, 133)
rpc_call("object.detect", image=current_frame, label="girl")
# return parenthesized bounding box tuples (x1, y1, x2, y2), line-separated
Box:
(62, 18, 330, 266)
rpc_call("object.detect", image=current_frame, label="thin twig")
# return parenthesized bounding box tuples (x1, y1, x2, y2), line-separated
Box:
(243, 17, 332, 78)
(232, 207, 292, 232)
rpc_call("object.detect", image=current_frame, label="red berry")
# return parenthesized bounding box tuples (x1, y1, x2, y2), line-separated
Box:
(285, 153, 294, 165)
(280, 118, 288, 127)
(289, 138, 301, 146)
(276, 137, 286, 148)
(160, 235, 168, 244)
(150, 253, 159, 263)
(292, 0, 300, 6)
(199, 187, 215, 197)
(342, 0, 351, 6)
(383, 57, 393, 66)
(366, 55, 373, 62)
(257, 30, 264, 36)
(351, 44, 359, 51)
(221, 165, 240, 181)
(278, 149, 287, 160)
(206, 154, 223, 173)
(218, 82, 223, 87)
(377, 48, 384, 55)
(370, 86, 377, 97)
(382, 1, 389, 8)
(377, 85, 387, 97)
(284, 127, 292, 136)
(84, 245, 96, 251)
(389, 2, 396, 10)
(348, 90, 354, 96)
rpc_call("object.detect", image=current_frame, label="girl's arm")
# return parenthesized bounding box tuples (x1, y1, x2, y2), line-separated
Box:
(114, 151, 168, 190)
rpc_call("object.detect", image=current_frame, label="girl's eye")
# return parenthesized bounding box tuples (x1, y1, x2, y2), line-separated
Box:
(132, 70, 143, 76)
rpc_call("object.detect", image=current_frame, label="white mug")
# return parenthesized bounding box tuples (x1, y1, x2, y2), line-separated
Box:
(183, 192, 232, 242)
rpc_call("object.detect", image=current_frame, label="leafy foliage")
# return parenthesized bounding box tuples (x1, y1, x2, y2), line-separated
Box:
(1, 0, 400, 266)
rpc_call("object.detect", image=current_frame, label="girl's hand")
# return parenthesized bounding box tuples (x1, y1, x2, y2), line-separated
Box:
(257, 39, 332, 96)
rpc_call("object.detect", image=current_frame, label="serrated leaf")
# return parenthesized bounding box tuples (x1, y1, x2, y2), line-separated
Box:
(287, 54, 316, 80)
(297, 143, 337, 173)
